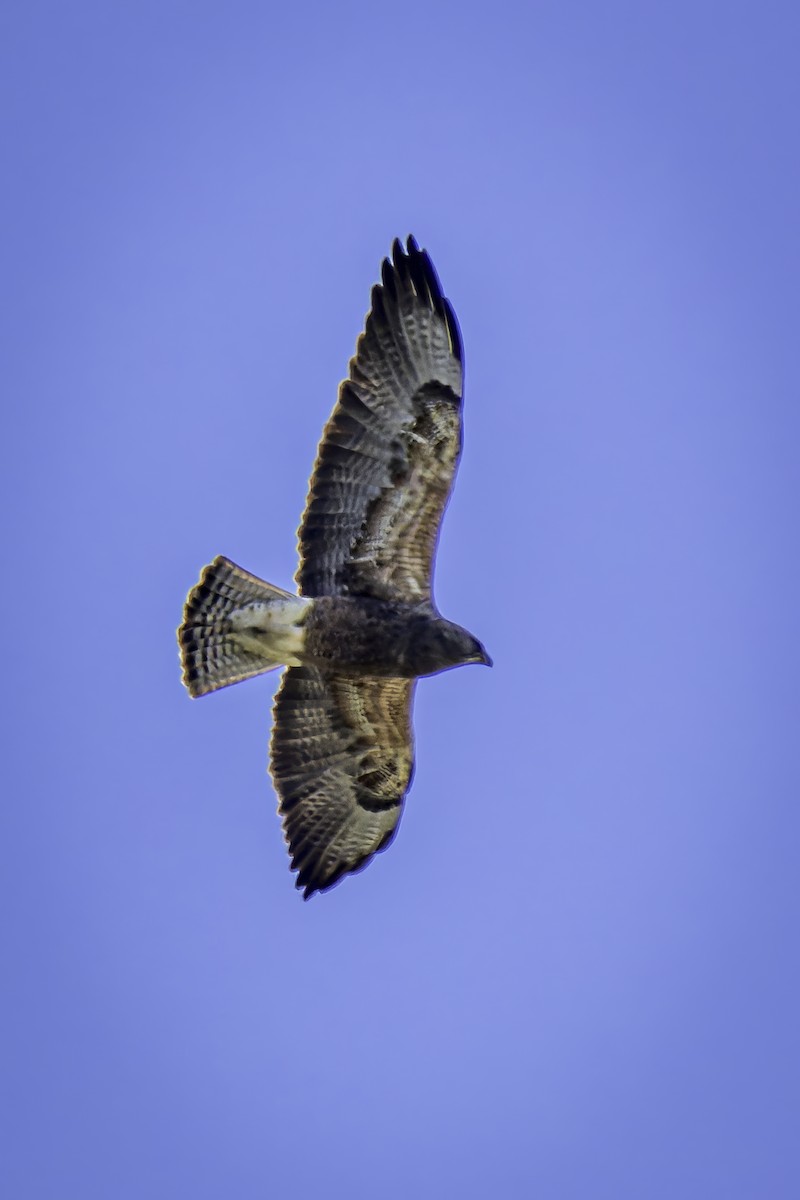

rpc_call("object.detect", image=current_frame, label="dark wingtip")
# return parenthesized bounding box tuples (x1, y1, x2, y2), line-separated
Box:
(368, 235, 462, 362)
(369, 280, 387, 324)
(295, 864, 318, 900)
(295, 868, 339, 901)
(391, 235, 453, 313)
(381, 255, 398, 301)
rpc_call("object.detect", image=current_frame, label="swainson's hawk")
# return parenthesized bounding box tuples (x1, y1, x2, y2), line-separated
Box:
(179, 237, 490, 898)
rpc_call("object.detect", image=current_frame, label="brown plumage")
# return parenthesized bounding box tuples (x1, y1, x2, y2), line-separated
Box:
(178, 237, 490, 898)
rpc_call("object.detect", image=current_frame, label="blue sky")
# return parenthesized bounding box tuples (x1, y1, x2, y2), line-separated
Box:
(3, 2, 799, 1196)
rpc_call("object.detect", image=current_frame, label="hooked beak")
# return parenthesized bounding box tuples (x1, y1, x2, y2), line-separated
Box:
(476, 646, 493, 668)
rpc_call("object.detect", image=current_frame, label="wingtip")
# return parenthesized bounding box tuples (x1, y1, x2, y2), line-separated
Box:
(294, 870, 329, 901)
(381, 255, 398, 300)
(385, 234, 454, 321)
(294, 862, 318, 900)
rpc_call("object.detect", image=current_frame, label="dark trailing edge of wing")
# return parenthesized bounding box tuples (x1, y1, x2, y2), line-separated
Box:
(294, 824, 400, 900)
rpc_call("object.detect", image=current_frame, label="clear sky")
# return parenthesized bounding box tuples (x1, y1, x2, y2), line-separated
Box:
(3, 2, 799, 1197)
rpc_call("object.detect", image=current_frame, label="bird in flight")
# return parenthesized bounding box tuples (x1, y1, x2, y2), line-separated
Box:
(179, 237, 490, 898)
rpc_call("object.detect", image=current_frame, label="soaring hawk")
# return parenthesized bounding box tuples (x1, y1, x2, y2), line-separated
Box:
(179, 237, 490, 898)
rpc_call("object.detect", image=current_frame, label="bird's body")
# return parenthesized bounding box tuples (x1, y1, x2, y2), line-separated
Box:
(179, 237, 489, 898)
(301, 597, 488, 678)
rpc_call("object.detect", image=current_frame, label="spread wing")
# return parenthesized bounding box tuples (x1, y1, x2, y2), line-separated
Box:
(270, 666, 415, 899)
(296, 236, 463, 603)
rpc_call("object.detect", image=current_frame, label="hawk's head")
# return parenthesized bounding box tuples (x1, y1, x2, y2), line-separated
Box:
(409, 616, 492, 677)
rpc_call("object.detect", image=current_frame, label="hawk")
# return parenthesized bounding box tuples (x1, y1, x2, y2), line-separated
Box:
(179, 237, 490, 898)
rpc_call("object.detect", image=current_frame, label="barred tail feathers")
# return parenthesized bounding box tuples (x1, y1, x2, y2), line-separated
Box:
(179, 556, 305, 698)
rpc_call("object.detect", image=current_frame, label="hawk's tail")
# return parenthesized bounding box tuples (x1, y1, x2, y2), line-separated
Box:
(179, 556, 302, 698)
